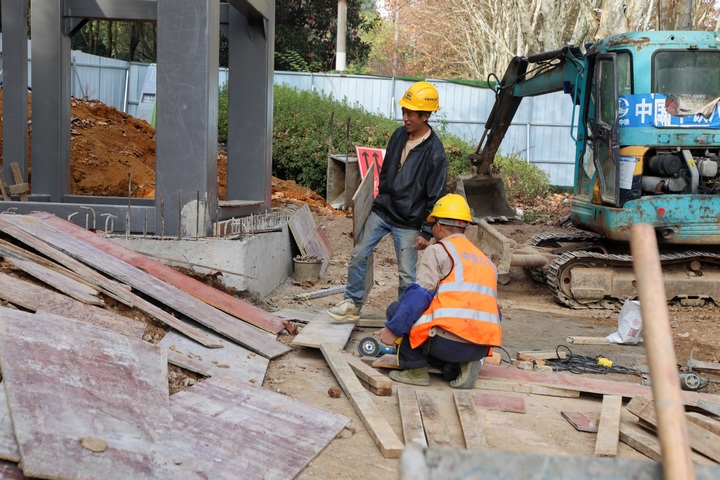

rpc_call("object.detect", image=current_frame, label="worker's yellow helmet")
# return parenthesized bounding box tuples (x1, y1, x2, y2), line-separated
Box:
(427, 193, 473, 224)
(398, 81, 439, 112)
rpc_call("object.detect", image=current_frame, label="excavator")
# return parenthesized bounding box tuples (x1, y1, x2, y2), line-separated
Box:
(458, 30, 720, 309)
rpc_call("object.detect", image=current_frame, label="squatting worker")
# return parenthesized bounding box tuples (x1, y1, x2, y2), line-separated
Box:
(327, 81, 448, 323)
(376, 194, 502, 389)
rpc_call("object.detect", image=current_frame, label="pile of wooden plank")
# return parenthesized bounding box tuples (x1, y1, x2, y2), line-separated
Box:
(0, 212, 348, 479)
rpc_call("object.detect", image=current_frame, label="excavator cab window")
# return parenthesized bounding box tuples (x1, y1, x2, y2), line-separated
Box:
(592, 55, 621, 206)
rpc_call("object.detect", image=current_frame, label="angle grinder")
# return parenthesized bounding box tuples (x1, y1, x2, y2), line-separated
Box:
(357, 337, 397, 357)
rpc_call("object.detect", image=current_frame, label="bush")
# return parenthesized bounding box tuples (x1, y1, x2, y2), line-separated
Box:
(493, 152, 551, 206)
(217, 84, 549, 208)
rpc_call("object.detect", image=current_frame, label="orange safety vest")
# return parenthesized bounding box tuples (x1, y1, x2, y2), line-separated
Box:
(409, 236, 502, 349)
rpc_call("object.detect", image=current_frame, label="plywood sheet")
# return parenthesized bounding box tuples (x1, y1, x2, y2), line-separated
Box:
(0, 385, 20, 462)
(288, 204, 332, 276)
(291, 312, 355, 349)
(473, 393, 526, 413)
(32, 212, 285, 333)
(0, 308, 188, 479)
(158, 330, 269, 384)
(0, 214, 288, 359)
(169, 376, 349, 479)
(0, 273, 145, 339)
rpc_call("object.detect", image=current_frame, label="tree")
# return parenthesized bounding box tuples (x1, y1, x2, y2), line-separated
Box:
(274, 0, 372, 72)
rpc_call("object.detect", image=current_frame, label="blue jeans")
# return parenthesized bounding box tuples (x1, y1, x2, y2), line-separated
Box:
(345, 211, 419, 307)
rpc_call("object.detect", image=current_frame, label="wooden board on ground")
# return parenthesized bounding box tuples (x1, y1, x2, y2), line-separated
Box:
(697, 399, 720, 416)
(397, 387, 427, 447)
(619, 420, 716, 465)
(453, 391, 488, 449)
(1, 214, 288, 358)
(686, 412, 720, 436)
(627, 395, 720, 463)
(352, 163, 374, 304)
(595, 395, 622, 457)
(0, 274, 146, 339)
(473, 392, 526, 414)
(0, 308, 180, 479)
(33, 213, 286, 334)
(169, 375, 349, 479)
(3, 255, 103, 305)
(0, 386, 20, 462)
(320, 344, 404, 458)
(345, 354, 393, 392)
(416, 391, 452, 447)
(516, 350, 568, 361)
(291, 312, 355, 349)
(287, 204, 333, 277)
(562, 411, 598, 433)
(158, 330, 270, 385)
(0, 215, 225, 349)
(477, 364, 720, 407)
(476, 379, 579, 398)
(566, 336, 613, 345)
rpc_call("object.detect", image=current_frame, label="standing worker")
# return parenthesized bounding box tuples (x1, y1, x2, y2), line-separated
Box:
(376, 194, 502, 389)
(328, 81, 448, 322)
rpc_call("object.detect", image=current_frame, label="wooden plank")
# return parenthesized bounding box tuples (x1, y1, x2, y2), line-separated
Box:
(319, 344, 404, 458)
(595, 395, 623, 457)
(158, 330, 269, 385)
(698, 399, 720, 416)
(1, 214, 287, 358)
(3, 255, 103, 306)
(166, 349, 214, 377)
(566, 336, 612, 345)
(473, 392, 525, 413)
(628, 396, 720, 462)
(9, 163, 28, 201)
(352, 163, 374, 304)
(32, 212, 286, 334)
(0, 274, 146, 339)
(476, 364, 720, 408)
(516, 350, 567, 361)
(397, 387, 427, 447)
(619, 421, 716, 465)
(345, 353, 393, 391)
(0, 385, 20, 462)
(561, 411, 598, 433)
(0, 308, 183, 479)
(416, 391, 452, 447)
(476, 379, 580, 398)
(453, 391, 488, 449)
(687, 412, 720, 437)
(688, 358, 720, 372)
(291, 312, 355, 349)
(0, 215, 224, 348)
(0, 171, 10, 201)
(288, 204, 332, 276)
(359, 378, 392, 396)
(169, 375, 349, 479)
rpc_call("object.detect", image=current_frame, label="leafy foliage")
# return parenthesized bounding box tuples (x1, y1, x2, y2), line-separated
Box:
(493, 152, 551, 206)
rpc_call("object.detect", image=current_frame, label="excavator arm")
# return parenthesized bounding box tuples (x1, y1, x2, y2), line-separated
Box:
(470, 46, 586, 175)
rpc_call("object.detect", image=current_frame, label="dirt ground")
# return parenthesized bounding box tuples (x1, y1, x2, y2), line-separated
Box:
(266, 210, 720, 477)
(2, 94, 720, 475)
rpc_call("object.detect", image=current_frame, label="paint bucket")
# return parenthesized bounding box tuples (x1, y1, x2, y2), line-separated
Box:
(293, 257, 322, 283)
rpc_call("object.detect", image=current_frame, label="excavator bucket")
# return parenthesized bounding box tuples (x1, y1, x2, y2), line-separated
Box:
(456, 173, 517, 222)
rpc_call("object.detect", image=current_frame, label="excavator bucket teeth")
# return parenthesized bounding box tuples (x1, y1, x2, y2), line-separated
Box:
(456, 174, 517, 221)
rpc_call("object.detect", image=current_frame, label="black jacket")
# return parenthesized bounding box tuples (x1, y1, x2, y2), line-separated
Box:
(372, 125, 447, 240)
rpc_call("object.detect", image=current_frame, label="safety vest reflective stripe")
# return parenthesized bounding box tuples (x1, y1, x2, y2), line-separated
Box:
(409, 236, 501, 349)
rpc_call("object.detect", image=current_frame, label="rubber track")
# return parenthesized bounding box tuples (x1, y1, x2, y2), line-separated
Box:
(525, 230, 602, 284)
(546, 249, 720, 309)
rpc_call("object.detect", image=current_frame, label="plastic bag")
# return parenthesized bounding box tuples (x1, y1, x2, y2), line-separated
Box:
(606, 300, 643, 345)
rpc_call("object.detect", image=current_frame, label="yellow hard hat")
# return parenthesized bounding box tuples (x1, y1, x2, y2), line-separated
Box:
(398, 81, 439, 112)
(427, 193, 473, 224)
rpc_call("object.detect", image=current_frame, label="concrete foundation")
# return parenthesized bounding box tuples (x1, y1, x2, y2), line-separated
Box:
(111, 225, 293, 298)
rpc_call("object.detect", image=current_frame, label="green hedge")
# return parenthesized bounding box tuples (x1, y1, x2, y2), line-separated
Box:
(218, 84, 551, 209)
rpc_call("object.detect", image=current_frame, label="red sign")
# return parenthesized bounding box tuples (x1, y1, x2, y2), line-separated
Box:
(355, 147, 385, 197)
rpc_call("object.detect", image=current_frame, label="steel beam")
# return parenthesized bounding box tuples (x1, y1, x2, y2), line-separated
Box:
(63, 0, 158, 21)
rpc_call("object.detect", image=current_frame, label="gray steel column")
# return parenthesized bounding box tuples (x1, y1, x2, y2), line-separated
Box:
(226, 3, 273, 206)
(1, 0, 29, 185)
(30, 0, 72, 201)
(156, 0, 219, 236)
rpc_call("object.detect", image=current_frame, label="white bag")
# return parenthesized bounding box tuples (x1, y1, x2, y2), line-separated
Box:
(606, 300, 643, 345)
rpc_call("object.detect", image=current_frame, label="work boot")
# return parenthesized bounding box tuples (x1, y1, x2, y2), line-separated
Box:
(450, 359, 483, 389)
(389, 367, 430, 386)
(327, 299, 360, 322)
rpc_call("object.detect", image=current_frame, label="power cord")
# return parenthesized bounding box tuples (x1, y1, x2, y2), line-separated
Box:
(543, 345, 642, 376)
